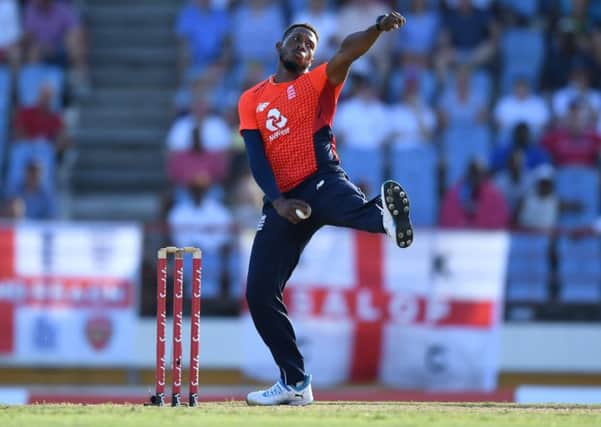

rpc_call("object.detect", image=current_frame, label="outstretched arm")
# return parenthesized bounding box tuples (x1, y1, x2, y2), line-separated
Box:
(326, 12, 406, 85)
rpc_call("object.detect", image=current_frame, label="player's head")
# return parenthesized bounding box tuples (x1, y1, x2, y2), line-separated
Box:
(277, 23, 319, 73)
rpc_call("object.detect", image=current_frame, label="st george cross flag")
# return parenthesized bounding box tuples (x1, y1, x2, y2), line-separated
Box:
(241, 227, 508, 390)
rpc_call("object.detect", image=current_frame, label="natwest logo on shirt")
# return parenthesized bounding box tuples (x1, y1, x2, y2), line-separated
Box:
(266, 108, 290, 141)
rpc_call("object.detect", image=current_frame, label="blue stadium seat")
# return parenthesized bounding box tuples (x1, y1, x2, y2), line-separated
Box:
(506, 233, 550, 302)
(557, 236, 601, 303)
(338, 146, 383, 197)
(387, 68, 437, 104)
(390, 145, 438, 226)
(555, 167, 600, 228)
(18, 65, 64, 110)
(443, 124, 491, 187)
(500, 28, 544, 93)
(0, 66, 11, 184)
(5, 140, 56, 195)
(443, 70, 493, 104)
(499, 0, 540, 17)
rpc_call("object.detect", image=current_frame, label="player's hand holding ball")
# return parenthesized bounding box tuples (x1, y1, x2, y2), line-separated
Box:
(273, 197, 312, 224)
(376, 11, 406, 32)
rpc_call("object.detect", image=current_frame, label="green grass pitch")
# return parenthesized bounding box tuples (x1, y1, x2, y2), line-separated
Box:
(1, 402, 600, 427)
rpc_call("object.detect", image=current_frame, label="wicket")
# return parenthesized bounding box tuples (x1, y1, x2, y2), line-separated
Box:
(149, 246, 202, 407)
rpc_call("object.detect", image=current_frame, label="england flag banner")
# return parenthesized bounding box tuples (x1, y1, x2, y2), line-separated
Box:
(241, 228, 509, 390)
(0, 221, 142, 366)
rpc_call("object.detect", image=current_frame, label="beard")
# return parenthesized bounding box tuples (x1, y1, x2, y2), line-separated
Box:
(280, 51, 307, 73)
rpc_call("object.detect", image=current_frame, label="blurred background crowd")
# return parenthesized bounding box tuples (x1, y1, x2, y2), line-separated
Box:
(0, 0, 600, 320)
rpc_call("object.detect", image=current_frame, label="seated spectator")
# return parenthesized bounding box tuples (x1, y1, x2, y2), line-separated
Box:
(395, 0, 439, 61)
(490, 122, 550, 173)
(6, 82, 66, 192)
(436, 0, 496, 73)
(166, 126, 230, 187)
(232, 0, 285, 68)
(440, 159, 509, 229)
(292, 0, 337, 64)
(541, 99, 601, 167)
(0, 197, 25, 219)
(0, 0, 21, 70)
(552, 65, 601, 123)
(387, 74, 436, 148)
(166, 98, 232, 152)
(23, 0, 89, 95)
(438, 65, 488, 128)
(494, 77, 550, 138)
(228, 167, 264, 229)
(168, 174, 234, 299)
(493, 149, 530, 222)
(8, 161, 56, 220)
(517, 165, 560, 231)
(175, 0, 230, 81)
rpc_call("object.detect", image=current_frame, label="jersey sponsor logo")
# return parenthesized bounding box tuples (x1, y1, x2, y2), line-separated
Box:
(266, 108, 290, 141)
(316, 180, 325, 191)
(256, 102, 270, 113)
(287, 85, 296, 100)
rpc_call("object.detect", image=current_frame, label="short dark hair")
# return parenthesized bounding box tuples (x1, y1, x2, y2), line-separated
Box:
(282, 23, 319, 42)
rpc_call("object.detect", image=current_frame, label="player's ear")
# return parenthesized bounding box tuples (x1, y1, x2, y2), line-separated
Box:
(276, 41, 283, 52)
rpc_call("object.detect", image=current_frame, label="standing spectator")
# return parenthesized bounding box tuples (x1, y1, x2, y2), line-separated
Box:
(494, 77, 550, 138)
(440, 159, 509, 229)
(168, 174, 234, 299)
(8, 161, 56, 220)
(387, 74, 436, 148)
(175, 0, 230, 81)
(292, 0, 337, 64)
(232, 0, 285, 68)
(0, 0, 21, 71)
(23, 0, 89, 94)
(541, 99, 601, 167)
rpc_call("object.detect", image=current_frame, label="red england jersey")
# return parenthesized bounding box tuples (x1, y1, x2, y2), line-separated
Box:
(238, 63, 345, 192)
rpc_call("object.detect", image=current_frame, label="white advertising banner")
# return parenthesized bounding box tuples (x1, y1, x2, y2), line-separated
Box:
(0, 221, 142, 366)
(241, 228, 508, 390)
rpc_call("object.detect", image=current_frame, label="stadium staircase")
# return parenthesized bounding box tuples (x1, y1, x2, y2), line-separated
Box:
(68, 0, 180, 221)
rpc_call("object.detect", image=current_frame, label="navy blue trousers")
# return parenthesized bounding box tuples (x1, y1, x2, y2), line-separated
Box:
(245, 168, 385, 385)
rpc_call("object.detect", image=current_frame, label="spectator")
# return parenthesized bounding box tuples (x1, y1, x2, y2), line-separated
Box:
(387, 74, 436, 148)
(166, 98, 232, 152)
(395, 0, 439, 61)
(175, 0, 230, 81)
(436, 0, 496, 73)
(166, 125, 231, 187)
(0, 0, 21, 70)
(552, 65, 601, 123)
(335, 74, 389, 192)
(6, 82, 67, 192)
(493, 149, 530, 221)
(517, 164, 560, 231)
(494, 77, 550, 138)
(8, 161, 56, 219)
(232, 0, 285, 68)
(0, 197, 25, 219)
(440, 159, 509, 229)
(541, 99, 601, 167)
(23, 0, 89, 94)
(168, 173, 234, 299)
(292, 0, 337, 64)
(438, 65, 488, 128)
(490, 122, 551, 173)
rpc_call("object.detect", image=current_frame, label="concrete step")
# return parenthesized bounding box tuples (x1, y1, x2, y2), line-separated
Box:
(79, 108, 170, 128)
(83, 89, 172, 109)
(89, 28, 175, 48)
(86, 7, 178, 28)
(90, 66, 175, 88)
(73, 147, 166, 169)
(68, 194, 163, 221)
(72, 127, 165, 148)
(70, 169, 167, 193)
(90, 48, 176, 67)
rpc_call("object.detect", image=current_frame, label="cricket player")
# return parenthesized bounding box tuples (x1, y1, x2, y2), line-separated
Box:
(238, 11, 411, 406)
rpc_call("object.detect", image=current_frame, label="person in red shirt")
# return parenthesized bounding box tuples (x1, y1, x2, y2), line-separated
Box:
(238, 12, 412, 406)
(541, 99, 601, 167)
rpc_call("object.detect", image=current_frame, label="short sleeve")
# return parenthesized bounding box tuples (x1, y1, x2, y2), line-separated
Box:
(308, 63, 345, 101)
(238, 90, 258, 132)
